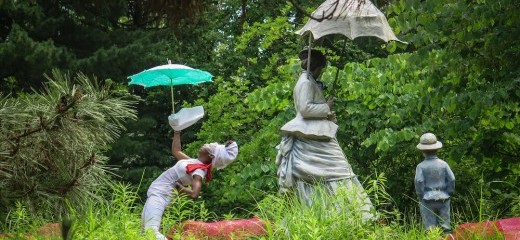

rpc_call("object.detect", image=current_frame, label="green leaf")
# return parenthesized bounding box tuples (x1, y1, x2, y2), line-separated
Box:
(261, 164, 270, 173)
(386, 42, 398, 53)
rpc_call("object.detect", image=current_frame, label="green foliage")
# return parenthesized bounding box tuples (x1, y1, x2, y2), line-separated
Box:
(0, 200, 51, 239)
(162, 193, 216, 239)
(0, 23, 74, 91)
(0, 0, 189, 92)
(332, 46, 519, 215)
(0, 179, 511, 239)
(66, 182, 144, 239)
(365, 172, 393, 211)
(1, 0, 518, 230)
(185, 53, 300, 213)
(339, 0, 519, 217)
(3, 201, 33, 233)
(184, 0, 519, 220)
(256, 181, 441, 240)
(0, 181, 210, 240)
(0, 70, 137, 222)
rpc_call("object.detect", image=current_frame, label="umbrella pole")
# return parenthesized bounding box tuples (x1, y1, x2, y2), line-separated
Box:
(307, 33, 312, 74)
(167, 59, 175, 114)
(170, 78, 175, 114)
(331, 39, 348, 99)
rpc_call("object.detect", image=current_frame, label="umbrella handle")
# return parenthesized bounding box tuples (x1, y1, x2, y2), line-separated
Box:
(307, 33, 312, 74)
(170, 78, 175, 114)
(167, 58, 175, 114)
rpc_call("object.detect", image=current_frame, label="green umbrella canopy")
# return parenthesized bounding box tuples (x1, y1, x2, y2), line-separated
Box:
(128, 63, 213, 113)
(128, 64, 213, 87)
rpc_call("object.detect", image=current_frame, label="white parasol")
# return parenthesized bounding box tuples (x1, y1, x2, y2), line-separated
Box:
(295, 0, 405, 96)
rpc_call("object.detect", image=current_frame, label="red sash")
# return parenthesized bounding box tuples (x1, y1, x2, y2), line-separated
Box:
(186, 163, 212, 183)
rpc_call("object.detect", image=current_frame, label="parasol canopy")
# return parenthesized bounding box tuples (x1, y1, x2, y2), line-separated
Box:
(128, 64, 213, 88)
(295, 0, 404, 43)
(128, 62, 213, 113)
(295, 0, 405, 97)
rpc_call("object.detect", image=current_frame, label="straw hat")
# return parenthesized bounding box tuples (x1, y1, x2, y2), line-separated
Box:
(416, 133, 442, 150)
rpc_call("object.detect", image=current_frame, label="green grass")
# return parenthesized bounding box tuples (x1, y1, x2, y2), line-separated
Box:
(1, 177, 510, 240)
(254, 175, 445, 240)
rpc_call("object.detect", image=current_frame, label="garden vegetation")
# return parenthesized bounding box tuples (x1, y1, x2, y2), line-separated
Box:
(0, 0, 518, 238)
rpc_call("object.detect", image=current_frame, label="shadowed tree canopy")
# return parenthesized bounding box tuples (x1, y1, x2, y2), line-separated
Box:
(127, 0, 210, 28)
(0, 0, 212, 93)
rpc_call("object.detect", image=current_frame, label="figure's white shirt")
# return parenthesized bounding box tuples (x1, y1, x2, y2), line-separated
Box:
(147, 159, 206, 197)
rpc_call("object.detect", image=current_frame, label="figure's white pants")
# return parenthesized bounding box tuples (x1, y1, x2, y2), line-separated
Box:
(142, 194, 170, 240)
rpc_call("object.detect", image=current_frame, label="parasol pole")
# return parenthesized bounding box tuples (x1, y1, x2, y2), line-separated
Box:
(168, 59, 175, 114)
(307, 33, 312, 75)
(170, 78, 175, 114)
(330, 38, 348, 99)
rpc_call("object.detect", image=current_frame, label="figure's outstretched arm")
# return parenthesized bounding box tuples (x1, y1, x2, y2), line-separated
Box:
(172, 131, 190, 160)
(175, 175, 203, 199)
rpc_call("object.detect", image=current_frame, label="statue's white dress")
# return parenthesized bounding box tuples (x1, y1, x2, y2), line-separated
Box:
(276, 71, 373, 217)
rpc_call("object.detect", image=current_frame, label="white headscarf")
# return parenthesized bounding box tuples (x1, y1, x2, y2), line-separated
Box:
(201, 141, 239, 170)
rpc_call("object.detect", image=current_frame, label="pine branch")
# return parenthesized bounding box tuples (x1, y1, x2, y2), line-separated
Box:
(8, 97, 77, 142)
(0, 70, 137, 219)
(80, 153, 96, 169)
(61, 172, 81, 195)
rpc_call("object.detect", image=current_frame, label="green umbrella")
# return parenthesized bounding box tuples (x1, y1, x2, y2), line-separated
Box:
(128, 61, 213, 113)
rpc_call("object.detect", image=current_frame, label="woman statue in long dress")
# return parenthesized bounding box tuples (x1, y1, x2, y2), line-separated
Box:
(276, 48, 373, 218)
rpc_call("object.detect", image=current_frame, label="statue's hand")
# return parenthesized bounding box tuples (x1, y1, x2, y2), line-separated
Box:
(327, 111, 337, 123)
(327, 98, 334, 109)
